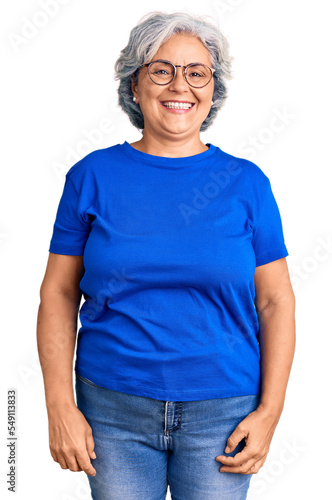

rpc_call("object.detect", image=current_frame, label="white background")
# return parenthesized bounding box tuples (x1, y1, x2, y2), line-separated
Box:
(1, 0, 331, 498)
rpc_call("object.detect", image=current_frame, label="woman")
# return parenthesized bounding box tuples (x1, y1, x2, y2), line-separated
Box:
(37, 11, 296, 500)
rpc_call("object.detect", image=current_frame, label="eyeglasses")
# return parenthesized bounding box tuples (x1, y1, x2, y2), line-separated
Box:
(138, 59, 216, 89)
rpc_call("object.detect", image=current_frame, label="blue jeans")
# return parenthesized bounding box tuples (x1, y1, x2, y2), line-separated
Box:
(75, 372, 260, 500)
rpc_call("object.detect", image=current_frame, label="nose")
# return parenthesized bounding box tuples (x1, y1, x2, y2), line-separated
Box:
(167, 67, 190, 92)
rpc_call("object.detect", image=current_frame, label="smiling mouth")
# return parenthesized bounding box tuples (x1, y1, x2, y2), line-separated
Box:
(161, 101, 195, 109)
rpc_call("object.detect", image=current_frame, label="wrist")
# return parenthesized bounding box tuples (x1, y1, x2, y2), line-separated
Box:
(257, 399, 284, 419)
(46, 396, 77, 412)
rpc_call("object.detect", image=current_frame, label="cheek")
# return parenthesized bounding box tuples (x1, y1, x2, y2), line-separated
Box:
(197, 89, 213, 105)
(196, 97, 213, 110)
(139, 88, 160, 107)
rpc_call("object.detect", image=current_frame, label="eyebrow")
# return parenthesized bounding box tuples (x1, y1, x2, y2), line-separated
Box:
(151, 59, 207, 64)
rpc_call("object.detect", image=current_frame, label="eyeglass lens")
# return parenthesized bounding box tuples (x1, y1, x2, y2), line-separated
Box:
(148, 61, 212, 87)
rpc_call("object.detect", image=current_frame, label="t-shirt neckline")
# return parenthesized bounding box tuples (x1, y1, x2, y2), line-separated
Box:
(121, 141, 216, 167)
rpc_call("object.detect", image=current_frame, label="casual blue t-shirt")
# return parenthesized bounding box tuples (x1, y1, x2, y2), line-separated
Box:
(49, 141, 289, 401)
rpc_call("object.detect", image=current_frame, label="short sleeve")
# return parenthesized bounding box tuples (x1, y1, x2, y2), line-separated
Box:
(252, 179, 289, 267)
(48, 175, 91, 256)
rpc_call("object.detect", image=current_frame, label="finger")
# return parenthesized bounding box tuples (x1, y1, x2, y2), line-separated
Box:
(57, 453, 70, 470)
(219, 454, 267, 475)
(249, 456, 266, 474)
(224, 426, 248, 453)
(64, 454, 85, 472)
(219, 456, 258, 474)
(76, 450, 97, 476)
(86, 430, 97, 460)
(216, 447, 256, 467)
(51, 450, 66, 470)
(50, 449, 58, 463)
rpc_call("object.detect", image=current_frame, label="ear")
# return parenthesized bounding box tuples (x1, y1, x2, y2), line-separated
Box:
(130, 75, 138, 100)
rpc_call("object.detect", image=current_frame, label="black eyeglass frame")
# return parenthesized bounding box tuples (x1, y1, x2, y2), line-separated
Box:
(138, 59, 216, 89)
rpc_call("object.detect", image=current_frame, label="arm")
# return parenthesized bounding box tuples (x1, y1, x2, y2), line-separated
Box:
(255, 257, 296, 415)
(216, 257, 296, 474)
(37, 253, 97, 476)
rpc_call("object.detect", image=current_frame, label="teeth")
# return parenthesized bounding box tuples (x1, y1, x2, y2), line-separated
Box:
(162, 102, 193, 109)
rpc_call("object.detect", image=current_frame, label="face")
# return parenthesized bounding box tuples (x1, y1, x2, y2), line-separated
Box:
(131, 33, 215, 139)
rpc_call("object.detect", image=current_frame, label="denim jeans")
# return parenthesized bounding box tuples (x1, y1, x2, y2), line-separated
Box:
(75, 372, 260, 500)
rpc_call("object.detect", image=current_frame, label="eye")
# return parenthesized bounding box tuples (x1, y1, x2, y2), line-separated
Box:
(188, 71, 204, 78)
(153, 69, 170, 75)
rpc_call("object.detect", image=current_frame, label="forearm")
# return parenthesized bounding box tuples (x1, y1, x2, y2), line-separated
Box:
(257, 297, 296, 417)
(36, 291, 80, 410)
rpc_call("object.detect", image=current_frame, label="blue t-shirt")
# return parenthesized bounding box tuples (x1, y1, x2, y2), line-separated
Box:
(49, 141, 289, 401)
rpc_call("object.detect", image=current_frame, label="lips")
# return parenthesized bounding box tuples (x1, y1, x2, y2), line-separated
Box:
(161, 101, 194, 104)
(161, 101, 195, 107)
(160, 101, 195, 112)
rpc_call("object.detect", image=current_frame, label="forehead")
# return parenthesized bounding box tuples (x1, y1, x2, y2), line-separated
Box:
(153, 33, 212, 65)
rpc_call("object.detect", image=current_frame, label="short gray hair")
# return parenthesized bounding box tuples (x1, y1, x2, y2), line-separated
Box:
(114, 11, 234, 132)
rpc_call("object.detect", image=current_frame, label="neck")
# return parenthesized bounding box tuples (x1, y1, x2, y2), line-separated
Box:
(130, 130, 208, 158)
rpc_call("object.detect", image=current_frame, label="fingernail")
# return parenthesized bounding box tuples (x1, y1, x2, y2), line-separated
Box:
(92, 452, 96, 458)
(225, 446, 230, 453)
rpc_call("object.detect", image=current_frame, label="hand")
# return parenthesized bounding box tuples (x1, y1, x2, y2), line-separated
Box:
(47, 403, 97, 476)
(215, 405, 281, 475)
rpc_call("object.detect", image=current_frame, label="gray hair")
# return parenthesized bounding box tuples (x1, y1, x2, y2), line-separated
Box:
(114, 11, 234, 132)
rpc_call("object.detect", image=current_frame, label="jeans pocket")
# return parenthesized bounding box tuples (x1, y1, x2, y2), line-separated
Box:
(76, 372, 102, 388)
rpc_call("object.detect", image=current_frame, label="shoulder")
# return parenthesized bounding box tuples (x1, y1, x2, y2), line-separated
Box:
(212, 145, 271, 194)
(65, 143, 122, 183)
